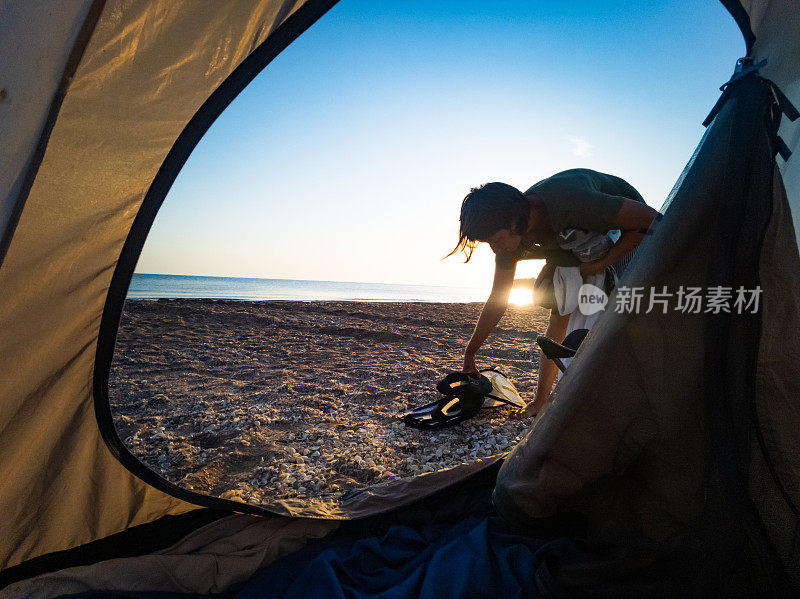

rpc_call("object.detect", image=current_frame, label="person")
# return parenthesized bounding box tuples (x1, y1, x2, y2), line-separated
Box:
(448, 168, 657, 418)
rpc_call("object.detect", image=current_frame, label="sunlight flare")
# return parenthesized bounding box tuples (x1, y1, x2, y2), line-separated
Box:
(508, 288, 533, 306)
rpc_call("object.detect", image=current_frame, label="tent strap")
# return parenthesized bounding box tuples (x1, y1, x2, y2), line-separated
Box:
(703, 58, 798, 162)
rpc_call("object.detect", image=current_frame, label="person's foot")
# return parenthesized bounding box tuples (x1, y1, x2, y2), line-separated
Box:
(512, 401, 540, 419)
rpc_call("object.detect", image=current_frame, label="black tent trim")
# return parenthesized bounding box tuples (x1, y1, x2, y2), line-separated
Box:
(92, 0, 341, 517)
(0, 0, 108, 269)
(720, 0, 756, 55)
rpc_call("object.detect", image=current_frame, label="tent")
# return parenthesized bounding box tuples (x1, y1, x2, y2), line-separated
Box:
(1, 0, 798, 595)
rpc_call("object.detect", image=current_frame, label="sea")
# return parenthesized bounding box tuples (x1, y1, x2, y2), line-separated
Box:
(127, 273, 487, 303)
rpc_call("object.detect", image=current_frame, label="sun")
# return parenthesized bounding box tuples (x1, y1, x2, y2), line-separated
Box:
(508, 288, 533, 306)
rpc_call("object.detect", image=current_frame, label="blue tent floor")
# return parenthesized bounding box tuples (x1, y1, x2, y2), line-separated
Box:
(236, 509, 549, 598)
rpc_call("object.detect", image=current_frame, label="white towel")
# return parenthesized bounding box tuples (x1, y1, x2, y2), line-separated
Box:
(553, 266, 583, 316)
(553, 267, 606, 316)
(553, 268, 611, 377)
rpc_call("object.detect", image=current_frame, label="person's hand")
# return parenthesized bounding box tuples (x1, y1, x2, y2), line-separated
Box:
(463, 354, 478, 374)
(512, 400, 541, 419)
(579, 260, 605, 278)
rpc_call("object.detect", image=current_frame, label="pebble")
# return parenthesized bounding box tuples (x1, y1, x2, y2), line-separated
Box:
(219, 490, 243, 501)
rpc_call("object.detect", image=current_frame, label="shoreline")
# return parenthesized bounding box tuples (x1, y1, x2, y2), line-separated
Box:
(127, 273, 490, 304)
(110, 299, 548, 504)
(127, 298, 489, 303)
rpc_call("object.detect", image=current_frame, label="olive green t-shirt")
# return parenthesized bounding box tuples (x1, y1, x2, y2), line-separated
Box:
(495, 168, 643, 268)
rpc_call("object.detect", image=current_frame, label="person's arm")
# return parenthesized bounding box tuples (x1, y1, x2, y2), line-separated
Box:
(463, 261, 516, 373)
(579, 199, 658, 277)
(516, 309, 570, 418)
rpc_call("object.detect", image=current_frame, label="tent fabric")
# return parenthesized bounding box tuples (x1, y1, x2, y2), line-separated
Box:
(3, 514, 339, 598)
(0, 0, 324, 573)
(3, 464, 504, 598)
(0, 459, 503, 594)
(752, 167, 800, 574)
(747, 0, 800, 239)
(0, 0, 97, 261)
(493, 72, 797, 594)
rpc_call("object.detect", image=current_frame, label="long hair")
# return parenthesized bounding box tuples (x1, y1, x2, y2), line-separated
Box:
(445, 182, 529, 262)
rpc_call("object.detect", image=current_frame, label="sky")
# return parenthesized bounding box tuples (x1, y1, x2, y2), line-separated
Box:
(135, 0, 744, 292)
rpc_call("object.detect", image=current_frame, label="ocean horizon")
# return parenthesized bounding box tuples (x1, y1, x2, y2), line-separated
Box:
(128, 273, 487, 303)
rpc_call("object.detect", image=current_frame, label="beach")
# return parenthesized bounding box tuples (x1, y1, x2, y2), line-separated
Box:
(110, 299, 549, 505)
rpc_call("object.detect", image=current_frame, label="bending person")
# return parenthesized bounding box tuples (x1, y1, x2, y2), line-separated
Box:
(448, 169, 657, 418)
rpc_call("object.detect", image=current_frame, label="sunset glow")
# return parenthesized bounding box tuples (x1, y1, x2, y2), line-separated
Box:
(508, 288, 534, 306)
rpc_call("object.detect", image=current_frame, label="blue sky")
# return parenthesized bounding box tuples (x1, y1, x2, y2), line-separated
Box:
(135, 0, 744, 290)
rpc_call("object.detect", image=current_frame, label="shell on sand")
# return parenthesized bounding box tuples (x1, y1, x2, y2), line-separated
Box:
(110, 299, 548, 505)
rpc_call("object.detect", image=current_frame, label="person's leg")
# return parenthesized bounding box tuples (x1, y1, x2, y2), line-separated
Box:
(516, 309, 570, 418)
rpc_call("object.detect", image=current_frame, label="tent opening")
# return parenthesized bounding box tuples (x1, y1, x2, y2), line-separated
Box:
(106, 1, 742, 509)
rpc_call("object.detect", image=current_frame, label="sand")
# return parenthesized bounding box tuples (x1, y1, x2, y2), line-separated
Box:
(109, 299, 549, 505)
